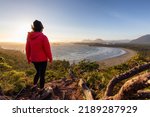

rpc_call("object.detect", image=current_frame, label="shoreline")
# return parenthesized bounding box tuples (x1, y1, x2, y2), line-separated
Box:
(0, 44, 137, 67)
(98, 48, 137, 67)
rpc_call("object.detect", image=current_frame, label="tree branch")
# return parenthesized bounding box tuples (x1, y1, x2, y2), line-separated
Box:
(105, 62, 150, 97)
(104, 73, 150, 100)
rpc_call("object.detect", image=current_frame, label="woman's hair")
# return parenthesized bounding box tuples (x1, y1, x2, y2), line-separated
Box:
(32, 20, 44, 32)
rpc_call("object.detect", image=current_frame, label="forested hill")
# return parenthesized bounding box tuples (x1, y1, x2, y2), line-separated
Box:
(130, 34, 150, 44)
(0, 47, 30, 70)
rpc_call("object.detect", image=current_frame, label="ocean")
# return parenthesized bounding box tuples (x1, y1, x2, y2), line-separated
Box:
(0, 43, 126, 63)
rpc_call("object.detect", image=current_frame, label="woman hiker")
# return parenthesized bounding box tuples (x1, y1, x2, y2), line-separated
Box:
(26, 20, 53, 92)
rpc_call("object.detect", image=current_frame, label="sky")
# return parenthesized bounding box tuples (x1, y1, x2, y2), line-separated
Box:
(0, 0, 150, 43)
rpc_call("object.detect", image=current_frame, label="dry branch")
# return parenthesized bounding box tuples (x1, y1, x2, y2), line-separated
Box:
(104, 73, 150, 100)
(105, 62, 150, 97)
(134, 90, 150, 99)
(78, 79, 93, 100)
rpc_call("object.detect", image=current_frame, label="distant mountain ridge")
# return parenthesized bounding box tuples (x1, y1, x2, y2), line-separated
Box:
(130, 34, 150, 44)
(82, 39, 105, 43)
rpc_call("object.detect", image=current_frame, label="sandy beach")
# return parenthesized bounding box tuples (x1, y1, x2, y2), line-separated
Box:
(98, 48, 137, 67)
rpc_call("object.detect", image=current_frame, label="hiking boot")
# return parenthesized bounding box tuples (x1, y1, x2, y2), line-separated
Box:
(38, 88, 45, 95)
(31, 85, 38, 92)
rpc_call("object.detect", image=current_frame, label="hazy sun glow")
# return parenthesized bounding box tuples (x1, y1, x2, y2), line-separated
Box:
(1, 0, 150, 43)
(16, 22, 32, 43)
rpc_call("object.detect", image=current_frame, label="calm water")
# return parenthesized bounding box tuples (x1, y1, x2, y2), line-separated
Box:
(0, 43, 126, 63)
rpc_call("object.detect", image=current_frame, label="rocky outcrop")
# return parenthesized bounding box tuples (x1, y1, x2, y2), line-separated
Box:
(13, 77, 93, 100)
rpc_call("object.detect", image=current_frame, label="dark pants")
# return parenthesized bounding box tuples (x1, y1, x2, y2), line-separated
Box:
(32, 61, 47, 89)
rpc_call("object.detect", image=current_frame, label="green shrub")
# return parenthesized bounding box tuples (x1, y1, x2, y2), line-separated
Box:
(0, 63, 12, 71)
(0, 57, 5, 63)
(25, 69, 35, 76)
(45, 70, 67, 82)
(48, 60, 70, 71)
(72, 60, 100, 78)
(0, 70, 27, 95)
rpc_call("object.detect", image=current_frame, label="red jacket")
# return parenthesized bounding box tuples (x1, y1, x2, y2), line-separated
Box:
(26, 32, 52, 63)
